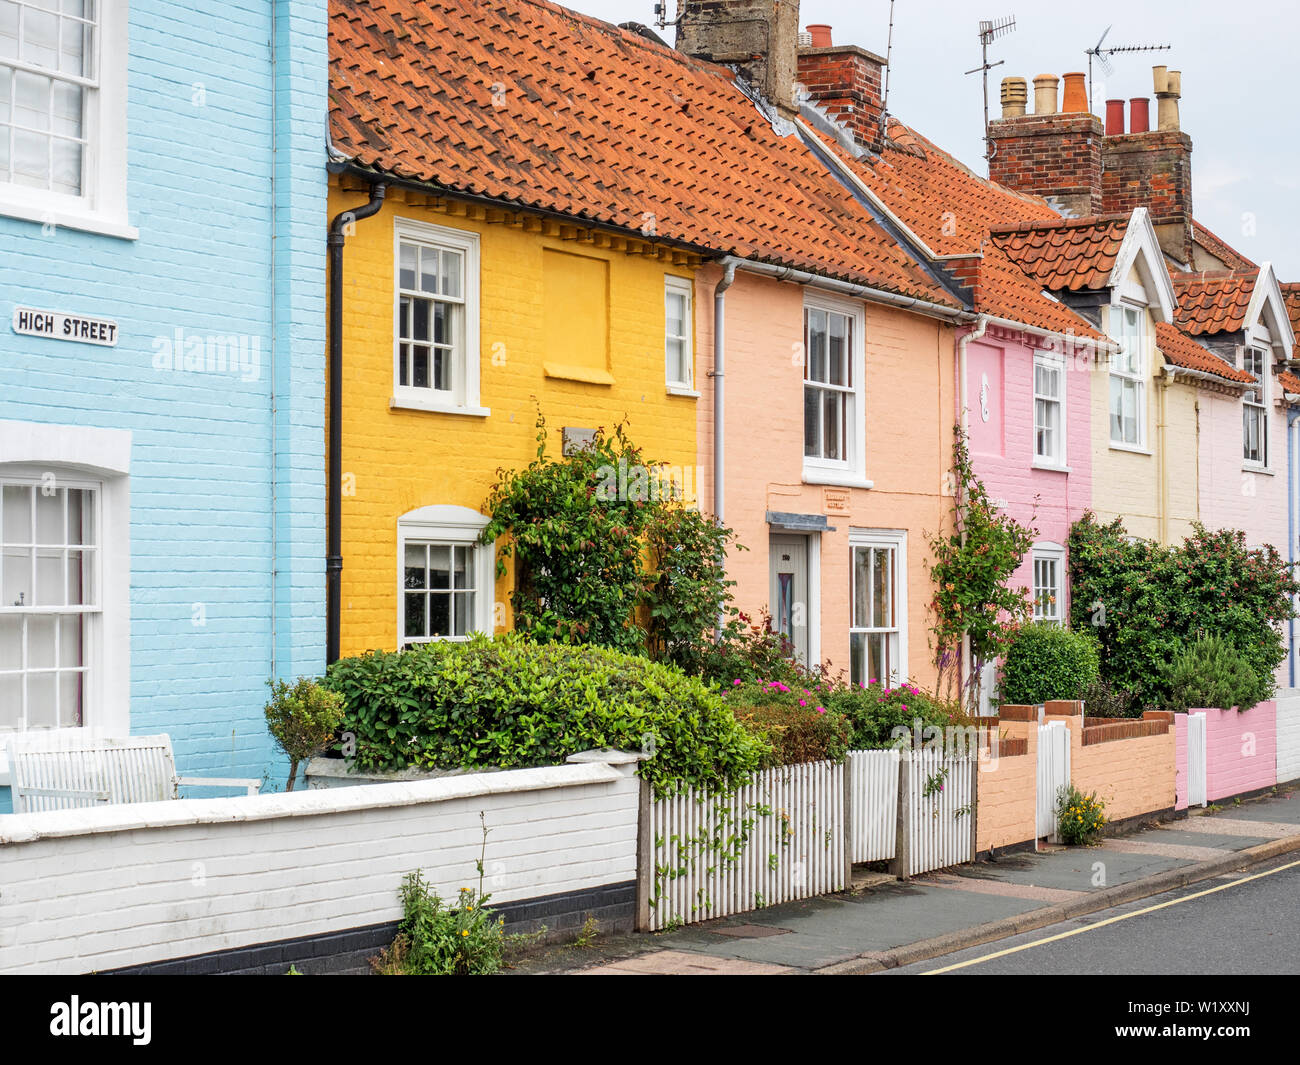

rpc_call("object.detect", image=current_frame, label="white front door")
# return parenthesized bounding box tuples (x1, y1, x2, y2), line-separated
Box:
(770, 535, 809, 665)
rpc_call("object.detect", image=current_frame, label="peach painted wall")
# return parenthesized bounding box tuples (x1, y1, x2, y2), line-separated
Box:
(1048, 709, 1176, 823)
(976, 718, 1038, 852)
(694, 264, 957, 689)
(962, 326, 1093, 610)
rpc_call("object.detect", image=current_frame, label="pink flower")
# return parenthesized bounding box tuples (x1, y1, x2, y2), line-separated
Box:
(799, 699, 807, 707)
(901, 703, 908, 711)
(733, 679, 742, 686)
(816, 706, 826, 714)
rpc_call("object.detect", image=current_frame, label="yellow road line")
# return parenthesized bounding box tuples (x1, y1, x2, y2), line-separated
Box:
(924, 857, 1300, 974)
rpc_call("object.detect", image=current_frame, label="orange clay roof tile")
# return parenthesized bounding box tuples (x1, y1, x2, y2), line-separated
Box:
(806, 118, 1105, 340)
(1192, 220, 1258, 271)
(1281, 283, 1300, 361)
(1154, 322, 1253, 384)
(328, 0, 958, 307)
(1171, 271, 1258, 335)
(990, 216, 1130, 292)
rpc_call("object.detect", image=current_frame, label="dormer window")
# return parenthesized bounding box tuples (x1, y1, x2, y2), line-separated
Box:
(1109, 305, 1146, 448)
(1242, 346, 1268, 466)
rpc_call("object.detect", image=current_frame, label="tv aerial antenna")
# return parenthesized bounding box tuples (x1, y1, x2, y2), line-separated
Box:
(652, 1, 681, 30)
(965, 16, 1017, 163)
(1085, 26, 1171, 109)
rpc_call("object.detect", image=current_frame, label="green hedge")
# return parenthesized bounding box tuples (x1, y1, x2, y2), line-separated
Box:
(998, 622, 1100, 705)
(1165, 635, 1267, 713)
(324, 635, 765, 797)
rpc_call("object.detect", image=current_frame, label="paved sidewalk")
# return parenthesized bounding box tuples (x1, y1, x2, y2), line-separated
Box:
(522, 787, 1300, 975)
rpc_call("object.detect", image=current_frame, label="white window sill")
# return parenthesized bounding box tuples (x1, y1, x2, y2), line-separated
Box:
(0, 198, 138, 241)
(390, 394, 490, 417)
(802, 468, 873, 490)
(1032, 461, 1072, 474)
(1243, 464, 1274, 477)
(1108, 442, 1152, 456)
(666, 385, 700, 398)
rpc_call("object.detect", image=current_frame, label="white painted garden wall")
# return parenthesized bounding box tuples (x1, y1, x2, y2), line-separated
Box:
(1277, 688, 1300, 785)
(0, 758, 639, 975)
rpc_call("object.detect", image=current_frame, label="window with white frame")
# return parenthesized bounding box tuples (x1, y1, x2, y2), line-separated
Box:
(1033, 352, 1066, 465)
(665, 275, 693, 391)
(1109, 304, 1145, 447)
(849, 533, 905, 686)
(0, 477, 97, 731)
(393, 219, 482, 413)
(1032, 543, 1066, 624)
(804, 297, 865, 479)
(398, 506, 494, 648)
(1242, 346, 1268, 466)
(0, 1, 128, 232)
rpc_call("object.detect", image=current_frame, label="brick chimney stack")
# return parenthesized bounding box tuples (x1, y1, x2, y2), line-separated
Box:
(1100, 67, 1192, 263)
(794, 24, 888, 150)
(677, 0, 802, 118)
(986, 72, 1104, 217)
(988, 65, 1194, 263)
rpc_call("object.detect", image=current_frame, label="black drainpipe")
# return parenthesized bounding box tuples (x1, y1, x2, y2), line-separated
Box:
(327, 182, 387, 665)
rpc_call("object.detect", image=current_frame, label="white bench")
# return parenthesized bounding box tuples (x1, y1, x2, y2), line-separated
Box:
(6, 732, 261, 813)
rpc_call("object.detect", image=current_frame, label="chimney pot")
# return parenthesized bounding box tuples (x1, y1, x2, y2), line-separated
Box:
(1152, 65, 1169, 94)
(1155, 66, 1182, 131)
(1130, 97, 1150, 134)
(1033, 74, 1060, 115)
(1061, 71, 1088, 114)
(1000, 76, 1028, 118)
(806, 23, 832, 48)
(1105, 99, 1126, 135)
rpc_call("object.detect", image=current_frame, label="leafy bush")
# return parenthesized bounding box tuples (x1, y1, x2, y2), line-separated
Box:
(480, 418, 655, 651)
(997, 623, 1100, 706)
(696, 610, 816, 689)
(929, 427, 1035, 707)
(1068, 514, 1298, 710)
(1056, 784, 1106, 846)
(372, 871, 505, 976)
(1165, 635, 1267, 713)
(725, 680, 850, 767)
(827, 680, 962, 750)
(644, 506, 745, 674)
(264, 676, 346, 791)
(324, 635, 765, 797)
(1079, 677, 1140, 719)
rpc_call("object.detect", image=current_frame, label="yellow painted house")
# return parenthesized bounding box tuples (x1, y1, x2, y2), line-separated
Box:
(326, 175, 703, 657)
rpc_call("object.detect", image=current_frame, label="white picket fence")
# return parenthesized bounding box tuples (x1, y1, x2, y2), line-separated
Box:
(849, 749, 899, 863)
(905, 749, 976, 877)
(646, 747, 979, 929)
(647, 760, 845, 931)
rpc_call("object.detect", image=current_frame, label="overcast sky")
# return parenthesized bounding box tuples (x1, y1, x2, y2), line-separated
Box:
(569, 0, 1300, 277)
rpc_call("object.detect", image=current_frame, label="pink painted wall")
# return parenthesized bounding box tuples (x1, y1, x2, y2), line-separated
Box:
(1197, 390, 1288, 552)
(1196, 701, 1278, 801)
(694, 263, 957, 689)
(962, 326, 1093, 609)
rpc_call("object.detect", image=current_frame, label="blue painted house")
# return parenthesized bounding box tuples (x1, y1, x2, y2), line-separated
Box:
(0, 1, 328, 808)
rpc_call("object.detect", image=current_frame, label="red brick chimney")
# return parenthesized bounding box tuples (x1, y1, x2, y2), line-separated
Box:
(1100, 67, 1193, 263)
(987, 73, 1104, 216)
(794, 24, 888, 150)
(677, 0, 802, 118)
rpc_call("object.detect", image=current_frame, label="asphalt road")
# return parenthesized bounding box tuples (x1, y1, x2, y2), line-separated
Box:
(889, 854, 1300, 975)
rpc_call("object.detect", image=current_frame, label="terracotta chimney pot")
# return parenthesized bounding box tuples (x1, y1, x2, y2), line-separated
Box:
(1061, 71, 1088, 114)
(806, 23, 832, 48)
(1130, 97, 1150, 133)
(1001, 76, 1028, 118)
(1105, 99, 1126, 135)
(1033, 74, 1060, 115)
